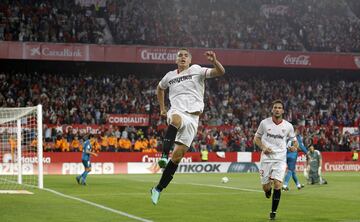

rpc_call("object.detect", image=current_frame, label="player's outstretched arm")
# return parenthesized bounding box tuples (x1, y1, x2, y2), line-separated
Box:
(204, 51, 225, 78)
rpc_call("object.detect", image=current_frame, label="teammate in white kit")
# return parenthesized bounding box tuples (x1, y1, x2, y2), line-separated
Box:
(254, 99, 298, 220)
(150, 48, 225, 205)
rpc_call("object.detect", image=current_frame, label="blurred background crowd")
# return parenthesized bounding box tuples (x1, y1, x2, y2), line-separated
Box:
(1, 70, 358, 152)
(1, 0, 360, 52)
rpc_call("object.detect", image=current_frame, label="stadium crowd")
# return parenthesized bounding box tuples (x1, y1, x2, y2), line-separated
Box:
(0, 0, 107, 43)
(1, 71, 359, 152)
(1, 0, 360, 52)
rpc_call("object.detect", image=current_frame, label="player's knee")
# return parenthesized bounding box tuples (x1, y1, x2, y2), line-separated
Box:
(274, 180, 282, 189)
(171, 154, 183, 164)
(170, 114, 182, 128)
(262, 183, 271, 192)
(171, 149, 186, 164)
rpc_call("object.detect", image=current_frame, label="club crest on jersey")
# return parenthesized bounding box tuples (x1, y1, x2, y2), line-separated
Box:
(169, 75, 193, 85)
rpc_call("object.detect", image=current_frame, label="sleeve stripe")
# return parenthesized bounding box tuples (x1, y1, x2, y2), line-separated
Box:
(205, 68, 210, 78)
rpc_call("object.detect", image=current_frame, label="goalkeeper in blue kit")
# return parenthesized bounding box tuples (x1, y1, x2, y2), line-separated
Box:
(76, 134, 98, 185)
(282, 132, 308, 191)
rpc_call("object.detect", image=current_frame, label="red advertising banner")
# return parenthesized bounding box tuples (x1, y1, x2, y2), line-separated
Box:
(323, 161, 360, 172)
(1, 152, 358, 175)
(43, 151, 353, 163)
(45, 124, 102, 135)
(22, 42, 89, 61)
(44, 114, 150, 134)
(1, 161, 358, 175)
(43, 152, 238, 163)
(1, 42, 360, 70)
(136, 47, 179, 64)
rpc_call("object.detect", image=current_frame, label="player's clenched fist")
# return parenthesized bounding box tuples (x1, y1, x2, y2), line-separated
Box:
(204, 51, 217, 63)
(160, 109, 167, 118)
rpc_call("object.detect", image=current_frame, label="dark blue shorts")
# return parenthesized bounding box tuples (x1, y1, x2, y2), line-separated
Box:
(82, 159, 91, 168)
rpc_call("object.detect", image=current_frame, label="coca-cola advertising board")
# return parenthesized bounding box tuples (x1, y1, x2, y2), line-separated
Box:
(1, 42, 359, 70)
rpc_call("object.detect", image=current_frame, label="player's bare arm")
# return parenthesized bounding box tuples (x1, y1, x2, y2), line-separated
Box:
(156, 85, 167, 117)
(204, 51, 225, 78)
(87, 150, 98, 157)
(254, 136, 273, 154)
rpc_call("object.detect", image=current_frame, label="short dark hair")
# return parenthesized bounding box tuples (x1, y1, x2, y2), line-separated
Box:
(272, 99, 284, 109)
(177, 48, 192, 58)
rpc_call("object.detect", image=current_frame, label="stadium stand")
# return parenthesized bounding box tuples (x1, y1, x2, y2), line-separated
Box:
(1, 0, 360, 52)
(1, 70, 358, 152)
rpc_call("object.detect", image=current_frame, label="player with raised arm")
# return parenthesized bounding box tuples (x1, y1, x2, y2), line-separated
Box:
(151, 48, 225, 205)
(254, 100, 298, 220)
(76, 134, 98, 185)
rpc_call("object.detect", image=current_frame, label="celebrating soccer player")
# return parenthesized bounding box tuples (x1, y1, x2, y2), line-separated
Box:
(150, 48, 225, 205)
(254, 100, 298, 220)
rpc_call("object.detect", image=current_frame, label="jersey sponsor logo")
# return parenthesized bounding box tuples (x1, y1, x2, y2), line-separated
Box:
(266, 132, 284, 139)
(168, 75, 193, 85)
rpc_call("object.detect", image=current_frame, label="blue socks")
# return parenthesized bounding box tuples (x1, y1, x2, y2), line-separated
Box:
(81, 171, 90, 181)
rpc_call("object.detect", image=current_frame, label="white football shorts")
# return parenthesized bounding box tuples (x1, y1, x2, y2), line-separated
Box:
(259, 161, 287, 184)
(167, 108, 199, 147)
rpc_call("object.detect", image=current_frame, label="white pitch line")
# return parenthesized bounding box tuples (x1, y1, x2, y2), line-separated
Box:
(126, 178, 263, 193)
(43, 188, 153, 222)
(183, 182, 263, 193)
(0, 179, 152, 222)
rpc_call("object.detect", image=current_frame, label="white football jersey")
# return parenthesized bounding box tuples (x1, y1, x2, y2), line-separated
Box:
(159, 64, 211, 113)
(255, 117, 296, 162)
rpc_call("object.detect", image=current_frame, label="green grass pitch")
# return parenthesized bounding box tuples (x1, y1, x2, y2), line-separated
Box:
(1, 172, 359, 222)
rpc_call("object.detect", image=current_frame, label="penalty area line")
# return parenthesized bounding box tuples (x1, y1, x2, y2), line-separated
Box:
(43, 188, 153, 222)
